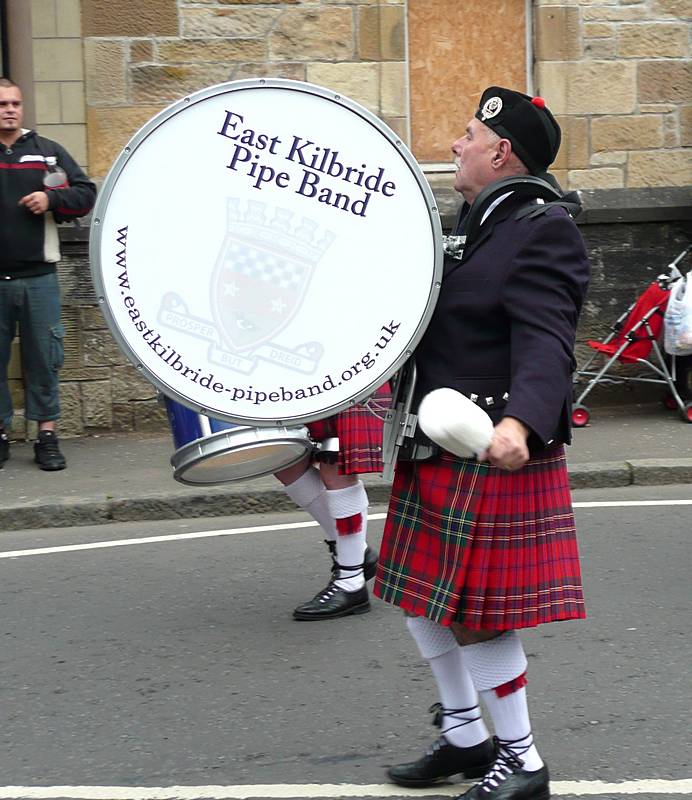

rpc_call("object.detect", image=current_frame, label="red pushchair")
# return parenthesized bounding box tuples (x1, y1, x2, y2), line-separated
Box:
(572, 245, 692, 426)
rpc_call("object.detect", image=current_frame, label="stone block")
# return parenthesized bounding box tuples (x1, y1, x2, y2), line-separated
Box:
(592, 115, 663, 152)
(61, 367, 111, 381)
(181, 7, 281, 37)
(82, 380, 113, 428)
(536, 61, 637, 115)
(32, 0, 57, 37)
(56, 0, 82, 37)
(535, 6, 581, 60)
(270, 8, 354, 61)
(651, 0, 692, 18)
(133, 401, 169, 432)
(157, 38, 265, 63)
(130, 64, 231, 103)
(87, 105, 166, 178)
(681, 105, 692, 147)
(584, 38, 616, 58)
(553, 115, 589, 170)
(358, 5, 404, 61)
(584, 22, 615, 38)
(306, 63, 379, 114)
(629, 458, 692, 486)
(568, 167, 624, 189)
(639, 103, 677, 114)
(112, 404, 135, 432)
(663, 113, 680, 147)
(130, 40, 155, 63)
(380, 61, 407, 117)
(382, 115, 408, 144)
(34, 82, 62, 125)
(230, 62, 306, 82)
(618, 23, 688, 58)
(628, 150, 692, 188)
(33, 38, 84, 82)
(57, 381, 85, 436)
(82, 330, 128, 367)
(82, 0, 178, 36)
(590, 151, 627, 166)
(80, 306, 109, 330)
(639, 61, 692, 104)
(36, 124, 87, 165)
(582, 6, 649, 20)
(60, 82, 86, 124)
(85, 40, 127, 105)
(111, 366, 158, 403)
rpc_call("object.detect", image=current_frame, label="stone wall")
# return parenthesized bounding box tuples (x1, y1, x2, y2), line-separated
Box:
(82, 0, 408, 177)
(535, 0, 691, 192)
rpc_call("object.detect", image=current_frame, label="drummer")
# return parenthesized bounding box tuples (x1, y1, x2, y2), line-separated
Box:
(275, 383, 388, 621)
(374, 87, 590, 800)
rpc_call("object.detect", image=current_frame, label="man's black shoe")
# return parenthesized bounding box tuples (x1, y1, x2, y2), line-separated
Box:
(0, 433, 9, 468)
(388, 736, 496, 787)
(34, 430, 66, 471)
(456, 740, 550, 799)
(292, 580, 370, 620)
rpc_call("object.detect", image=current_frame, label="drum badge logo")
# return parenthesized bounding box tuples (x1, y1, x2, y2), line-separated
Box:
(211, 199, 334, 353)
(480, 96, 503, 121)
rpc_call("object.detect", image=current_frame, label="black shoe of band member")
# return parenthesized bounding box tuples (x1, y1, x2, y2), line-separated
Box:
(292, 579, 370, 620)
(0, 433, 9, 468)
(455, 738, 550, 800)
(34, 430, 67, 471)
(387, 735, 496, 788)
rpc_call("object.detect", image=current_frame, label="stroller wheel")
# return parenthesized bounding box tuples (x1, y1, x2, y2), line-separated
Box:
(662, 393, 678, 411)
(572, 404, 590, 427)
(681, 402, 692, 424)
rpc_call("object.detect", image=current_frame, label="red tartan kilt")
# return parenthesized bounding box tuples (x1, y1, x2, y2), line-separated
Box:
(374, 447, 586, 630)
(307, 383, 390, 475)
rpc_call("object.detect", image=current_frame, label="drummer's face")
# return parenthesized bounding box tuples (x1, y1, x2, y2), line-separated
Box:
(451, 117, 500, 203)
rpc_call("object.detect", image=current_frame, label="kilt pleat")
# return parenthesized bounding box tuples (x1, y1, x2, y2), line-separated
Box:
(373, 447, 585, 630)
(307, 384, 390, 475)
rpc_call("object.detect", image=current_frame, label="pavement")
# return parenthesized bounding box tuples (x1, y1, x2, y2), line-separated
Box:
(1, 400, 691, 532)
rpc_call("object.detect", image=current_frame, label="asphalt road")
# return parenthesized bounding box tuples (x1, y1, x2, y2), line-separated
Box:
(1, 484, 691, 799)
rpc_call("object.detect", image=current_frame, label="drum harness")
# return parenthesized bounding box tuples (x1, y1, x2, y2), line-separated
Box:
(380, 175, 583, 480)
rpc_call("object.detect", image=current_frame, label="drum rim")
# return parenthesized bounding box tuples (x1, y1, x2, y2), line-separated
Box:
(171, 423, 313, 485)
(90, 78, 443, 427)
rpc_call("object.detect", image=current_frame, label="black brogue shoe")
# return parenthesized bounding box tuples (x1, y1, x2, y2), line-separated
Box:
(456, 738, 550, 800)
(387, 735, 496, 788)
(292, 580, 370, 621)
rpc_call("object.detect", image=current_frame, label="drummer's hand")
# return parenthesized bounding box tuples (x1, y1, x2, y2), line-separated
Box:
(477, 417, 530, 471)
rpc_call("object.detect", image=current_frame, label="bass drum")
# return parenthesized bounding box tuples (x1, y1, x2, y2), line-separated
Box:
(164, 396, 312, 485)
(90, 78, 442, 481)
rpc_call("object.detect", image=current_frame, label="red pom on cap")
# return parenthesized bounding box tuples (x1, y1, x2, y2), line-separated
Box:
(531, 96, 546, 109)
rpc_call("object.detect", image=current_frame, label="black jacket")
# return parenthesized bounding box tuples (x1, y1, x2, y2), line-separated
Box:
(0, 130, 96, 277)
(414, 192, 590, 452)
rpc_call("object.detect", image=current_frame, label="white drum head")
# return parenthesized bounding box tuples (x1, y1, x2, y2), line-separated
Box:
(91, 79, 442, 425)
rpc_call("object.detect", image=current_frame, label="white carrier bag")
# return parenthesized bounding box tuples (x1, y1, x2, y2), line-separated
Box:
(664, 269, 692, 356)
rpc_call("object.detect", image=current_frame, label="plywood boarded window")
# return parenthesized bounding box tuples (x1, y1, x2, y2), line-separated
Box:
(408, 0, 527, 163)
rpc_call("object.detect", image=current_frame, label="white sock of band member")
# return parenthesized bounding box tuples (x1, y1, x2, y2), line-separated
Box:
(283, 467, 337, 542)
(461, 632, 543, 772)
(406, 616, 489, 748)
(325, 481, 368, 592)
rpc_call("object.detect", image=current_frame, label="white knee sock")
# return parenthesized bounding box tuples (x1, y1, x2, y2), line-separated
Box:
(283, 467, 337, 541)
(325, 482, 368, 592)
(462, 632, 543, 771)
(406, 616, 489, 748)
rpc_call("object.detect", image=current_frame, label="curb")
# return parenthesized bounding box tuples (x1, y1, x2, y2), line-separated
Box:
(1, 461, 689, 533)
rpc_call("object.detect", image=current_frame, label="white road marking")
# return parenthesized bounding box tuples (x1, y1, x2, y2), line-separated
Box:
(1, 500, 690, 560)
(1, 780, 691, 798)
